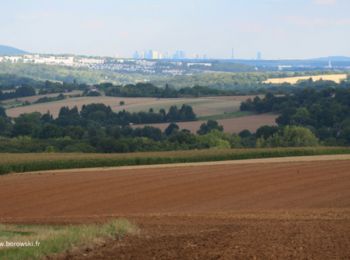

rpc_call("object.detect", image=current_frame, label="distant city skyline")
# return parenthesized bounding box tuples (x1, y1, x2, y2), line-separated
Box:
(132, 49, 210, 60)
(1, 0, 349, 59)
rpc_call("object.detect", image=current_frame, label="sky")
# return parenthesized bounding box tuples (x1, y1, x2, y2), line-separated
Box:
(1, 0, 349, 59)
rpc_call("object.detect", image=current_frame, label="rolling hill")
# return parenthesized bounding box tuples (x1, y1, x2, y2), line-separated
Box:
(0, 45, 27, 55)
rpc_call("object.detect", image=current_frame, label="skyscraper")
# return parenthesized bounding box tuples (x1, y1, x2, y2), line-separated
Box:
(328, 60, 333, 69)
(173, 50, 186, 60)
(144, 50, 153, 59)
(143, 50, 162, 60)
(133, 51, 140, 59)
(257, 51, 262, 60)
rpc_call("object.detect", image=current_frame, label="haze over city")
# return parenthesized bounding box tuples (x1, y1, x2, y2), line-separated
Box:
(1, 0, 349, 59)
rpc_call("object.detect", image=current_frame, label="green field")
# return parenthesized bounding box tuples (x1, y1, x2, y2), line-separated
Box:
(1, 147, 350, 175)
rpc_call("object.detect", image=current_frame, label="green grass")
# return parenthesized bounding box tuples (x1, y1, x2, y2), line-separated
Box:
(0, 147, 350, 175)
(0, 219, 137, 260)
(197, 111, 254, 121)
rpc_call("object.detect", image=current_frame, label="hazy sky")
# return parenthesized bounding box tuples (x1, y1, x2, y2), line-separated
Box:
(1, 0, 349, 59)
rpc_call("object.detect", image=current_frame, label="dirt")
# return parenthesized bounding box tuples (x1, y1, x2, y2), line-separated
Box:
(1, 158, 350, 259)
(135, 113, 278, 133)
(52, 214, 350, 260)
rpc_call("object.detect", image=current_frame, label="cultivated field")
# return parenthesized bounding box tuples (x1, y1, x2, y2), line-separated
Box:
(0, 90, 83, 105)
(135, 113, 278, 133)
(264, 73, 348, 84)
(1, 156, 350, 259)
(5, 95, 253, 118)
(1, 147, 350, 174)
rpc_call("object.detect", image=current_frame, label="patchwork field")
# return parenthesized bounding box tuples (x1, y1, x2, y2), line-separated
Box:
(264, 73, 348, 84)
(1, 156, 350, 259)
(5, 95, 253, 118)
(1, 90, 83, 104)
(135, 113, 278, 133)
(0, 91, 83, 109)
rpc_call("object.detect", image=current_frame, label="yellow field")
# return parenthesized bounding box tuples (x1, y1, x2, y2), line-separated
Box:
(264, 74, 348, 84)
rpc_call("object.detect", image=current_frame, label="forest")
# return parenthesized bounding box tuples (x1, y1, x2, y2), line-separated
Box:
(241, 87, 350, 145)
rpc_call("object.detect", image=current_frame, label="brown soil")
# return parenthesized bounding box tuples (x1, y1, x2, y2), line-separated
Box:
(52, 213, 350, 260)
(1, 158, 350, 259)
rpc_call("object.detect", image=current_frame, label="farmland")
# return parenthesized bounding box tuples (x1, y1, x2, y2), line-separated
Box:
(5, 95, 253, 118)
(1, 147, 350, 174)
(1, 156, 350, 259)
(0, 90, 83, 109)
(0, 219, 137, 260)
(4, 94, 277, 134)
(135, 113, 278, 133)
(264, 73, 348, 84)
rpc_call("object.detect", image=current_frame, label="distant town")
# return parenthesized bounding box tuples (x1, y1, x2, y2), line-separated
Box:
(1, 52, 350, 76)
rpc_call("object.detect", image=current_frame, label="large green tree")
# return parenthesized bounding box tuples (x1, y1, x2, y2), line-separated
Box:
(257, 126, 319, 147)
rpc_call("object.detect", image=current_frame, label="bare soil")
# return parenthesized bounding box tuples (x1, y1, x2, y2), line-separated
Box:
(1, 157, 350, 259)
(52, 213, 350, 260)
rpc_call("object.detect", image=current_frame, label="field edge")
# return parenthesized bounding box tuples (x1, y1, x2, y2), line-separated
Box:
(1, 147, 350, 175)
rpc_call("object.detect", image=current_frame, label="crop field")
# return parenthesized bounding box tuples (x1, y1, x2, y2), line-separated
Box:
(1, 90, 83, 105)
(264, 73, 348, 84)
(0, 91, 83, 110)
(135, 113, 278, 133)
(1, 147, 350, 175)
(5, 95, 253, 118)
(1, 156, 350, 259)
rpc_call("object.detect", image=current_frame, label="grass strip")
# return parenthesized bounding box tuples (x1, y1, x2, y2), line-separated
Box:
(0, 219, 137, 260)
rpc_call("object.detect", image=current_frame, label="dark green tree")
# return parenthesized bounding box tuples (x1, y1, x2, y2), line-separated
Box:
(197, 120, 224, 135)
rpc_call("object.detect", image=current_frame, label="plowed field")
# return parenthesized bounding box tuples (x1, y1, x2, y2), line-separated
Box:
(1, 157, 350, 259)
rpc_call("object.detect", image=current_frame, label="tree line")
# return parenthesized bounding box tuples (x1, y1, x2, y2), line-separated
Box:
(101, 83, 237, 98)
(0, 103, 240, 153)
(0, 86, 36, 101)
(241, 87, 350, 146)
